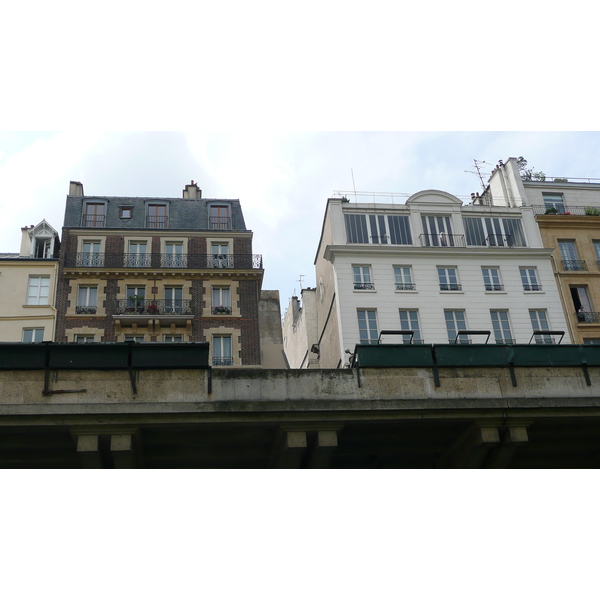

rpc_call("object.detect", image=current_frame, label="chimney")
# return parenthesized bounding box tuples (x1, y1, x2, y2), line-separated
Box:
(183, 180, 201, 199)
(69, 181, 84, 196)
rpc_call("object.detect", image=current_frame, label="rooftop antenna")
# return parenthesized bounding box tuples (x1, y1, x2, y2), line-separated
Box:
(465, 159, 493, 192)
(298, 274, 305, 290)
(351, 169, 357, 202)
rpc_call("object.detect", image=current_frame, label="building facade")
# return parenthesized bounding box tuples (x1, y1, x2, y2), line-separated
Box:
(285, 189, 570, 369)
(55, 181, 264, 366)
(0, 221, 60, 342)
(485, 157, 600, 344)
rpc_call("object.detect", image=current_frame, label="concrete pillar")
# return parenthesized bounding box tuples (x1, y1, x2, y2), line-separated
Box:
(307, 431, 338, 468)
(110, 434, 138, 469)
(76, 434, 103, 469)
(271, 430, 307, 468)
(484, 426, 529, 468)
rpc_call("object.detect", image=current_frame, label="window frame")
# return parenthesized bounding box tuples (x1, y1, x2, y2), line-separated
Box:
(490, 310, 514, 344)
(212, 335, 233, 365)
(26, 275, 51, 305)
(357, 309, 378, 345)
(444, 309, 469, 344)
(482, 267, 504, 291)
(22, 328, 44, 343)
(438, 267, 461, 291)
(520, 267, 542, 292)
(352, 265, 374, 290)
(393, 266, 415, 291)
(398, 309, 422, 344)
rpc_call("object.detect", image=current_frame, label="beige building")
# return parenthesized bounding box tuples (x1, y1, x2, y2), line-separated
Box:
(0, 221, 60, 342)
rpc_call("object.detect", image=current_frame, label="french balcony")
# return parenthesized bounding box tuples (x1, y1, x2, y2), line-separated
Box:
(562, 260, 587, 271)
(485, 234, 516, 247)
(495, 338, 516, 344)
(576, 311, 600, 324)
(395, 283, 416, 290)
(211, 306, 233, 315)
(439, 283, 462, 291)
(523, 284, 542, 291)
(70, 253, 263, 270)
(354, 283, 375, 290)
(209, 217, 231, 230)
(419, 234, 466, 248)
(213, 357, 234, 366)
(76, 306, 97, 315)
(114, 299, 193, 317)
(146, 216, 169, 229)
(485, 284, 505, 291)
(81, 215, 106, 228)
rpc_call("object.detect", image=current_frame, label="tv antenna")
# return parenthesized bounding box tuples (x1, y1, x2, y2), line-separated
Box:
(298, 274, 305, 289)
(465, 159, 494, 191)
(351, 169, 357, 202)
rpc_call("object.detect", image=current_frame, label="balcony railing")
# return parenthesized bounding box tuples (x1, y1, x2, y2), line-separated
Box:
(114, 299, 193, 316)
(213, 357, 233, 366)
(70, 253, 263, 270)
(439, 283, 462, 291)
(395, 283, 416, 290)
(495, 338, 516, 344)
(576, 311, 600, 323)
(82, 215, 106, 227)
(562, 260, 587, 271)
(485, 234, 514, 247)
(420, 234, 466, 248)
(146, 216, 169, 229)
(485, 284, 505, 291)
(209, 217, 231, 230)
(212, 306, 233, 315)
(370, 236, 389, 244)
(76, 306, 97, 314)
(533, 204, 600, 216)
(523, 284, 542, 291)
(354, 283, 375, 290)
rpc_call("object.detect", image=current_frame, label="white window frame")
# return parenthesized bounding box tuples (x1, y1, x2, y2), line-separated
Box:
(163, 334, 184, 343)
(357, 309, 378, 345)
(438, 267, 461, 291)
(212, 335, 233, 365)
(490, 310, 514, 344)
(529, 309, 553, 344)
(352, 265, 374, 290)
(26, 276, 50, 305)
(482, 267, 503, 292)
(398, 310, 422, 344)
(394, 266, 415, 291)
(77, 286, 98, 314)
(520, 268, 541, 292)
(22, 328, 44, 343)
(74, 335, 95, 343)
(444, 309, 469, 344)
(212, 286, 232, 315)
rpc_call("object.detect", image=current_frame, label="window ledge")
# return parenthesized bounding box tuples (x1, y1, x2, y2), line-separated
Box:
(484, 291, 507, 295)
(439, 291, 464, 294)
(23, 304, 51, 308)
(395, 290, 419, 293)
(353, 289, 377, 293)
(523, 291, 545, 294)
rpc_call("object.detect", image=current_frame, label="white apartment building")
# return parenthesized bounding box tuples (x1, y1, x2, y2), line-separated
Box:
(285, 189, 571, 369)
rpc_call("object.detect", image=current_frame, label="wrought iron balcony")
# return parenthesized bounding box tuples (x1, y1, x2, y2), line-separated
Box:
(576, 311, 600, 323)
(439, 283, 462, 291)
(562, 260, 587, 271)
(485, 284, 505, 291)
(534, 337, 556, 344)
(213, 357, 233, 366)
(449, 339, 472, 344)
(212, 306, 233, 315)
(70, 253, 263, 270)
(495, 338, 515, 344)
(76, 306, 97, 314)
(395, 283, 416, 290)
(420, 234, 466, 248)
(485, 234, 516, 247)
(370, 236, 389, 244)
(354, 283, 375, 290)
(209, 217, 231, 230)
(146, 216, 168, 229)
(114, 299, 193, 316)
(523, 283, 542, 291)
(81, 215, 105, 227)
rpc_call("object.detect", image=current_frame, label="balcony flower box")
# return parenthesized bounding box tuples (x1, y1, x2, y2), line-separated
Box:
(146, 304, 160, 315)
(213, 306, 232, 315)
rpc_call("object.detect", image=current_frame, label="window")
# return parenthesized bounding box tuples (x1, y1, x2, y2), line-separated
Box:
(368, 215, 388, 244)
(543, 193, 565, 214)
(490, 310, 514, 344)
(79, 241, 103, 267)
(345, 214, 369, 243)
(213, 335, 233, 365)
(164, 287, 184, 314)
(584, 339, 600, 345)
(422, 216, 455, 247)
(212, 287, 232, 314)
(27, 276, 50, 305)
(594, 241, 600, 267)
(83, 203, 106, 227)
(520, 268, 541, 291)
(22, 328, 44, 343)
(164, 335, 183, 343)
(163, 242, 186, 267)
(445, 310, 469, 344)
(127, 241, 150, 267)
(77, 286, 98, 314)
(394, 266, 415, 290)
(210, 243, 232, 268)
(438, 268, 461, 291)
(559, 240, 586, 271)
(124, 335, 144, 342)
(120, 206, 132, 219)
(126, 286, 145, 310)
(399, 310, 422, 344)
(357, 309, 378, 344)
(147, 204, 167, 229)
(464, 217, 526, 247)
(209, 205, 231, 230)
(482, 268, 503, 291)
(571, 286, 594, 322)
(353, 266, 374, 290)
(529, 309, 553, 344)
(75, 335, 95, 343)
(33, 237, 52, 258)
(387, 215, 412, 245)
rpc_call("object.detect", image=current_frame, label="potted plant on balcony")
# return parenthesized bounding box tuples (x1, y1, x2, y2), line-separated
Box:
(585, 207, 600, 216)
(147, 303, 160, 315)
(544, 207, 558, 215)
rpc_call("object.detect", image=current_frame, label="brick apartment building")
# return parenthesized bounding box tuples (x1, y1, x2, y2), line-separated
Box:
(55, 181, 264, 366)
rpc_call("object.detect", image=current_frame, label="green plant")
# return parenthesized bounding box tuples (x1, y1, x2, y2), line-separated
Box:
(585, 207, 600, 216)
(545, 207, 558, 215)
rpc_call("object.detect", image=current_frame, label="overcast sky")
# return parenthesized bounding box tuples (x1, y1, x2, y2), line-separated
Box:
(1, 131, 600, 312)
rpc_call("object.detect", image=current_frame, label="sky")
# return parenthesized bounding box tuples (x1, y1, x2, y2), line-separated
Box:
(2, 131, 600, 313)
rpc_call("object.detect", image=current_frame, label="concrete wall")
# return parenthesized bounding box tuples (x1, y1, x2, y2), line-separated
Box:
(259, 290, 287, 368)
(282, 289, 318, 368)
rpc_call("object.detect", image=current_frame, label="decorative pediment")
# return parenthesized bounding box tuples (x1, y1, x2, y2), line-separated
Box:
(406, 190, 463, 206)
(29, 220, 58, 239)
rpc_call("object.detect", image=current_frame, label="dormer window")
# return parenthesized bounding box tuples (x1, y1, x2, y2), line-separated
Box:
(120, 206, 133, 219)
(209, 205, 231, 230)
(83, 202, 106, 227)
